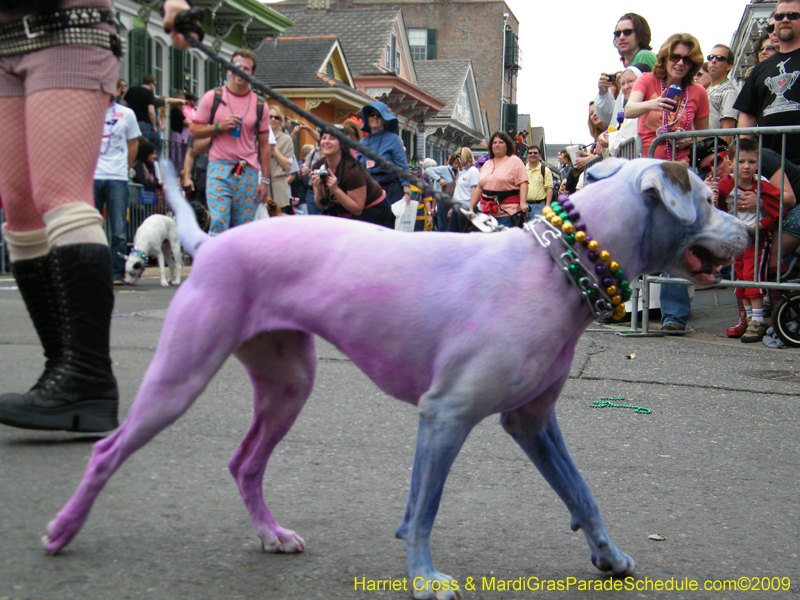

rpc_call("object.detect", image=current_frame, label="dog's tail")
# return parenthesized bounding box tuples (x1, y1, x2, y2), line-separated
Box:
(159, 159, 209, 256)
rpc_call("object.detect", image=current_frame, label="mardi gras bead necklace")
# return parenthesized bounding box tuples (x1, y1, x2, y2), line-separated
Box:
(531, 200, 632, 322)
(656, 80, 692, 162)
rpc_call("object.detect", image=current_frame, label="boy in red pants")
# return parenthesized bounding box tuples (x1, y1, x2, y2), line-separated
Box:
(705, 138, 785, 342)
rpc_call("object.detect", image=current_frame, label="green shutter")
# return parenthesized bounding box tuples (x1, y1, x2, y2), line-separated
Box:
(129, 28, 152, 87)
(171, 47, 185, 94)
(205, 58, 220, 92)
(426, 29, 437, 60)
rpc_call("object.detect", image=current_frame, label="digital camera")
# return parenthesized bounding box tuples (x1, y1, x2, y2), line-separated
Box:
(313, 163, 329, 182)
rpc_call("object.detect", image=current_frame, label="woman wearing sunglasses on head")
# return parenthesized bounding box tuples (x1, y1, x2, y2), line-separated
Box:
(624, 33, 709, 163)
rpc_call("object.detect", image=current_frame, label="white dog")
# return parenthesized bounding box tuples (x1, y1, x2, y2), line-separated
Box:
(122, 214, 183, 287)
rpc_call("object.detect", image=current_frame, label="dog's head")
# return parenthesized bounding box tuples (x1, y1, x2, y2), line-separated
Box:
(585, 158, 750, 285)
(119, 249, 149, 285)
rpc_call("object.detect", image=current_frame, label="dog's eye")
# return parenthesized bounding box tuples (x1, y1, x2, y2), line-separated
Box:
(134, 262, 144, 270)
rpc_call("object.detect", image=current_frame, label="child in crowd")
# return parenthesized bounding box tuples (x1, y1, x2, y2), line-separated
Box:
(705, 138, 785, 343)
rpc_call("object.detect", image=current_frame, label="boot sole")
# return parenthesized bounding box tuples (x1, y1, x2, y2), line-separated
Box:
(0, 400, 118, 432)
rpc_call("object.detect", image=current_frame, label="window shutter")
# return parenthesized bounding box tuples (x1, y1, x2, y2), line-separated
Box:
(129, 28, 152, 88)
(426, 29, 437, 60)
(171, 47, 185, 94)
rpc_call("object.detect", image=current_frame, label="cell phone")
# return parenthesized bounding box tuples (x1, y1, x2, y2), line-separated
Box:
(665, 85, 682, 112)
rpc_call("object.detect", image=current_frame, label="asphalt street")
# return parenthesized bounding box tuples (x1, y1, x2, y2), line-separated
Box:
(1, 267, 798, 600)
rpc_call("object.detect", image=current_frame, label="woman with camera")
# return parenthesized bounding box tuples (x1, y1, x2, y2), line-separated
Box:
(311, 130, 393, 228)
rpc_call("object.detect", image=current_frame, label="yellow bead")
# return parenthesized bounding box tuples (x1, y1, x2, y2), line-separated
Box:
(613, 305, 626, 320)
(552, 216, 563, 227)
(543, 208, 553, 217)
(612, 295, 622, 306)
(608, 261, 619, 272)
(606, 286, 617, 297)
(587, 240, 599, 252)
(575, 231, 586, 243)
(562, 222, 574, 234)
(599, 250, 610, 262)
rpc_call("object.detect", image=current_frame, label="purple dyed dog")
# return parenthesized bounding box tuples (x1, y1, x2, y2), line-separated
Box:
(43, 158, 748, 599)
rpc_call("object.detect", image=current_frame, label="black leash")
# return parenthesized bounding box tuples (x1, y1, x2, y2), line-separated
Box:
(172, 9, 503, 232)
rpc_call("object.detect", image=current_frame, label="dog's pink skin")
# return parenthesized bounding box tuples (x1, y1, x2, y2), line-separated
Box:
(44, 159, 748, 600)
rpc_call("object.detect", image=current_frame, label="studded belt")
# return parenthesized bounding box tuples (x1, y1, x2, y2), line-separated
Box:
(0, 7, 122, 58)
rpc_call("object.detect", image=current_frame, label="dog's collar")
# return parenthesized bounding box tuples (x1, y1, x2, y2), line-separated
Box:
(527, 200, 632, 321)
(130, 248, 148, 263)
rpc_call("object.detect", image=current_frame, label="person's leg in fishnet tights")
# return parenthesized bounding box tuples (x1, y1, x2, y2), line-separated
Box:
(0, 89, 119, 432)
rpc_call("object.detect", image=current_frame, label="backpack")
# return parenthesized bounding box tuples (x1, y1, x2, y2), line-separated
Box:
(540, 164, 560, 199)
(208, 86, 265, 149)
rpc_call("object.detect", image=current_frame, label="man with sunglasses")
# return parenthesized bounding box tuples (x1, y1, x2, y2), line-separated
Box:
(613, 13, 657, 69)
(735, 0, 800, 166)
(706, 45, 739, 144)
(190, 49, 276, 235)
(595, 13, 656, 126)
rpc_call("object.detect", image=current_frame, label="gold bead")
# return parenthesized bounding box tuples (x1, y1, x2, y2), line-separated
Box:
(613, 305, 626, 320)
(606, 285, 617, 296)
(599, 250, 610, 262)
(552, 216, 563, 227)
(587, 240, 599, 252)
(543, 208, 553, 217)
(562, 222, 574, 234)
(575, 231, 586, 243)
(609, 261, 619, 272)
(612, 295, 622, 306)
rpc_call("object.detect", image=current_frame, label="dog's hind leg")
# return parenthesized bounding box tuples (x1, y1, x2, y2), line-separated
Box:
(156, 248, 168, 287)
(43, 293, 241, 554)
(229, 330, 315, 554)
(396, 399, 479, 600)
(501, 384, 636, 576)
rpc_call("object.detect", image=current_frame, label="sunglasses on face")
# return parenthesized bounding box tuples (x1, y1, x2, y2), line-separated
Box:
(761, 45, 776, 53)
(699, 152, 727, 178)
(707, 54, 729, 63)
(668, 53, 695, 66)
(366, 111, 381, 118)
(613, 28, 634, 38)
(774, 12, 800, 22)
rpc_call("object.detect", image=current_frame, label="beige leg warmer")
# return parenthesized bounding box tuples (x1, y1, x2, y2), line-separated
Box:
(42, 202, 108, 248)
(2, 224, 49, 262)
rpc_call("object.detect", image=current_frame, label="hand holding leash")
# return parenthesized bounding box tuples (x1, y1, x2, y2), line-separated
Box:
(165, 3, 205, 49)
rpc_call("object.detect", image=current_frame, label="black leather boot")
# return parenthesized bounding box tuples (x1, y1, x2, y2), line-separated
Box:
(0, 244, 119, 432)
(7, 256, 63, 390)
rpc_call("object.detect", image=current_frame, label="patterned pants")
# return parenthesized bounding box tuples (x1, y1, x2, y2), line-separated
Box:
(206, 160, 259, 235)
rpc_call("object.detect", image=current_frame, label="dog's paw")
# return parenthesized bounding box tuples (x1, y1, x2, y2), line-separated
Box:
(591, 542, 636, 576)
(258, 525, 306, 553)
(41, 514, 87, 555)
(169, 280, 181, 286)
(160, 280, 169, 287)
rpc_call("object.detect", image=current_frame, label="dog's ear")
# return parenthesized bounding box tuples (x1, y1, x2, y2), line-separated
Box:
(118, 252, 129, 261)
(639, 162, 697, 225)
(585, 157, 627, 184)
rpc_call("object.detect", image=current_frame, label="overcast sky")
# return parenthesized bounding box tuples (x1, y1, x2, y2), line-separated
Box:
(506, 0, 752, 145)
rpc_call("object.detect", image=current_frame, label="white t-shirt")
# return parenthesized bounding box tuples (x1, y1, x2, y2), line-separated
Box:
(453, 166, 480, 205)
(95, 103, 141, 181)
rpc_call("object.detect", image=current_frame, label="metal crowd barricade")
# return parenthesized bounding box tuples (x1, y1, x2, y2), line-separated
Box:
(614, 135, 642, 161)
(626, 125, 800, 335)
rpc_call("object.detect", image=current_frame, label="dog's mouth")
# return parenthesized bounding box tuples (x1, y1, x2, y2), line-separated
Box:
(683, 243, 734, 284)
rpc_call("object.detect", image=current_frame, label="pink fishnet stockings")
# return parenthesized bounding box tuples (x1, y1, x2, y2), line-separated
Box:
(0, 89, 108, 232)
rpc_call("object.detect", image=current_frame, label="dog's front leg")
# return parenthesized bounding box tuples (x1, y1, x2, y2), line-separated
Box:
(396, 404, 477, 600)
(501, 393, 635, 576)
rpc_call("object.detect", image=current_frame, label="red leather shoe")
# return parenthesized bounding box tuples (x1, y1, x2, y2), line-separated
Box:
(726, 315, 749, 338)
